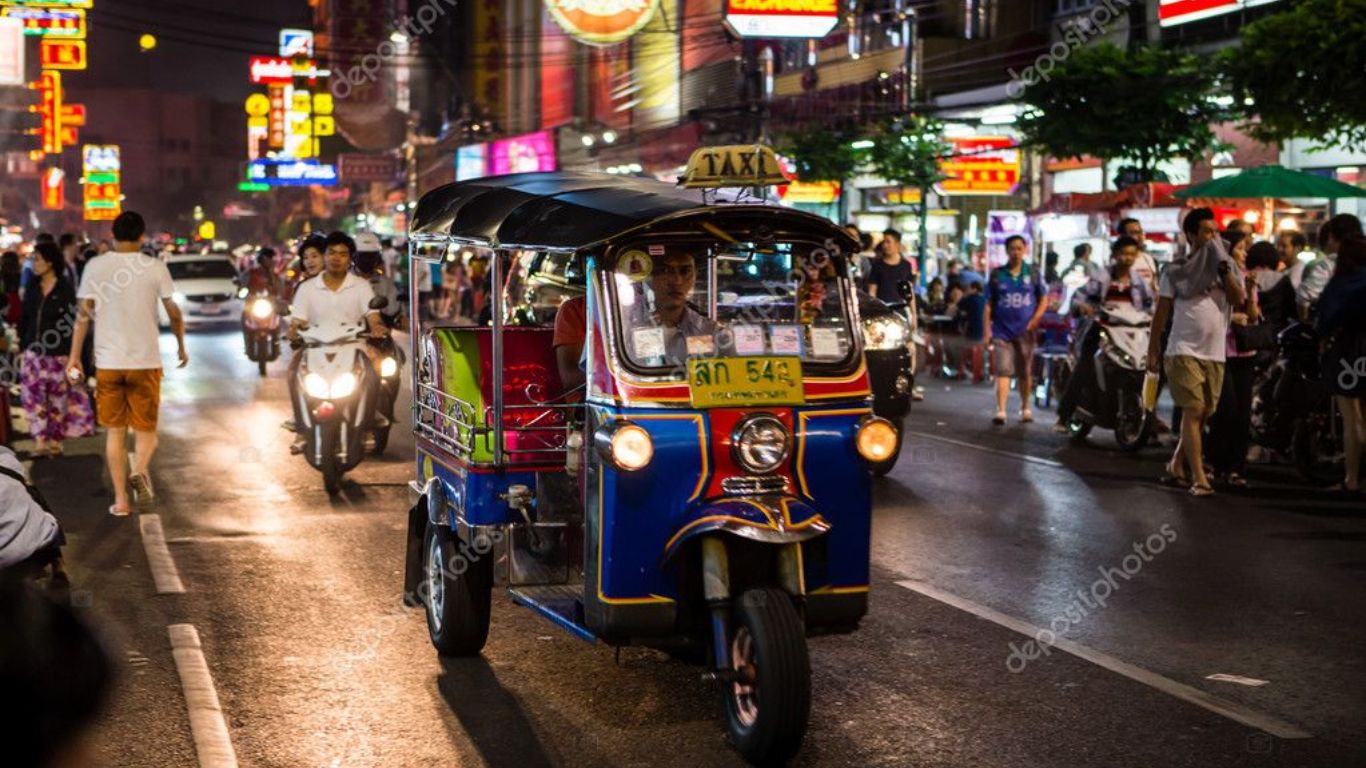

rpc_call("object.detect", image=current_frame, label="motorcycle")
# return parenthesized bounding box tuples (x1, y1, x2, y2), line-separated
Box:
(1063, 303, 1153, 451)
(367, 334, 405, 455)
(240, 289, 284, 377)
(1250, 322, 1344, 485)
(289, 318, 380, 495)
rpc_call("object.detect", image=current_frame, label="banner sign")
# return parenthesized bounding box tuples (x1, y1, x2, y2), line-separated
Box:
(249, 56, 324, 84)
(544, 0, 661, 45)
(339, 153, 400, 184)
(37, 70, 63, 154)
(723, 0, 839, 39)
(1159, 0, 1281, 27)
(937, 136, 1021, 196)
(83, 145, 122, 221)
(246, 159, 339, 187)
(0, 17, 23, 86)
(0, 0, 92, 7)
(2, 7, 85, 38)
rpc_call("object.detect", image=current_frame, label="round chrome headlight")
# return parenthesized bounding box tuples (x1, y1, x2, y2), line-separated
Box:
(865, 314, 910, 351)
(594, 422, 653, 471)
(856, 417, 899, 463)
(732, 414, 791, 474)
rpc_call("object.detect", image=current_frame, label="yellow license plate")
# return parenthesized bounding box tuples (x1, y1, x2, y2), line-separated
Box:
(687, 357, 805, 408)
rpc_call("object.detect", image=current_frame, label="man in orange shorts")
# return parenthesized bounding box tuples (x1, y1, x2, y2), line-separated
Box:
(67, 212, 189, 516)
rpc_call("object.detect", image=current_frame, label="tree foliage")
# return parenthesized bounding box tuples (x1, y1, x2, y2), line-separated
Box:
(776, 124, 863, 183)
(1222, 0, 1366, 147)
(866, 115, 951, 191)
(1017, 44, 1227, 176)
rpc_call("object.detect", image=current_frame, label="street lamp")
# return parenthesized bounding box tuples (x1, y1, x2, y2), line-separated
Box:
(139, 34, 157, 53)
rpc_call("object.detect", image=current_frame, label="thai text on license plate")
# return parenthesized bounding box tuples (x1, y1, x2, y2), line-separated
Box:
(687, 357, 804, 408)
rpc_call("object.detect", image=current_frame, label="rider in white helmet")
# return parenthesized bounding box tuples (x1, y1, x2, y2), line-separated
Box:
(353, 231, 401, 327)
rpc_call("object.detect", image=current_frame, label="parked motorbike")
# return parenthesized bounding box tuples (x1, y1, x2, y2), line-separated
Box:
(1250, 322, 1344, 485)
(240, 289, 284, 377)
(1063, 303, 1153, 451)
(289, 319, 379, 495)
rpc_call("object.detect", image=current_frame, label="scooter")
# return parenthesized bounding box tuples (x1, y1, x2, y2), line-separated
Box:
(289, 319, 379, 495)
(1063, 303, 1153, 451)
(367, 335, 405, 455)
(241, 289, 284, 377)
(1250, 322, 1344, 485)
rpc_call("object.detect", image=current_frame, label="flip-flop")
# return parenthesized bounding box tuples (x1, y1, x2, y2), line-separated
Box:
(1189, 483, 1215, 498)
(108, 504, 132, 517)
(1160, 459, 1189, 488)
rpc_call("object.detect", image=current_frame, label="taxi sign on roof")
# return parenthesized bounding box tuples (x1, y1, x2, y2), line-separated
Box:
(681, 145, 788, 189)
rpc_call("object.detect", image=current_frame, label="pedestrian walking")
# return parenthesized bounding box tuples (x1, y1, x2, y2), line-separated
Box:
(865, 229, 915, 305)
(1206, 232, 1263, 488)
(1146, 208, 1246, 497)
(984, 235, 1047, 424)
(66, 212, 188, 517)
(1315, 236, 1366, 496)
(18, 244, 95, 458)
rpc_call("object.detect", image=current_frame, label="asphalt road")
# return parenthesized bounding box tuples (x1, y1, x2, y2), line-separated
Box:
(31, 327, 1366, 767)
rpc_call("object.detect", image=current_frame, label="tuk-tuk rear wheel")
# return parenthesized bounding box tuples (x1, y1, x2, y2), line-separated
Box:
(422, 524, 492, 657)
(724, 587, 811, 765)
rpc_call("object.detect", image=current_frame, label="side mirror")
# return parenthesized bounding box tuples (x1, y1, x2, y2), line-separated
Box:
(368, 296, 389, 311)
(896, 280, 914, 301)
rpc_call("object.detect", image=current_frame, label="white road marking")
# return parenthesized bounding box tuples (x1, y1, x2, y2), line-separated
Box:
(895, 579, 1312, 739)
(138, 513, 186, 594)
(906, 431, 1065, 468)
(168, 624, 238, 768)
(1207, 673, 1270, 687)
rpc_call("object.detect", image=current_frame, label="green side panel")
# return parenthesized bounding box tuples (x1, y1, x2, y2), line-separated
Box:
(433, 329, 494, 463)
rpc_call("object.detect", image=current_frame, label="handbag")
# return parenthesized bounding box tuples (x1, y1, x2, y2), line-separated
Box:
(1322, 331, 1366, 398)
(1231, 320, 1277, 353)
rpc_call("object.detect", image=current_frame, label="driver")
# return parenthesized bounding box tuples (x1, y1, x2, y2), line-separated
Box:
(628, 249, 716, 366)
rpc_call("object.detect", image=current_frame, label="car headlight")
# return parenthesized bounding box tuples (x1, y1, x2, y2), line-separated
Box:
(856, 417, 899, 463)
(865, 315, 910, 351)
(329, 372, 357, 399)
(731, 414, 790, 474)
(595, 422, 653, 471)
(250, 298, 274, 319)
(304, 372, 330, 399)
(380, 356, 398, 378)
(237, 287, 250, 299)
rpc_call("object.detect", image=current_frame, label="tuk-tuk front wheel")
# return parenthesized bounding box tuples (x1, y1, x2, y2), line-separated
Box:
(724, 587, 811, 765)
(423, 524, 492, 657)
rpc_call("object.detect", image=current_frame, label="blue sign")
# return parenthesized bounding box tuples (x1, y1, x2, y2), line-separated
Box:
(247, 159, 338, 187)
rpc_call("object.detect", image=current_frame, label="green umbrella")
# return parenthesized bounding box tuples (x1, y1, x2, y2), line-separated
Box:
(1175, 164, 1366, 199)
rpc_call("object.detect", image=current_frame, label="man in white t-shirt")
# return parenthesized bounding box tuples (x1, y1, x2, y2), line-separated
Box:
(67, 211, 188, 517)
(1145, 208, 1245, 497)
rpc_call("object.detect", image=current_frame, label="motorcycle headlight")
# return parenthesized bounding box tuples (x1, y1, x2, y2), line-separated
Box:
(304, 372, 329, 399)
(732, 414, 791, 474)
(237, 287, 249, 299)
(380, 357, 398, 378)
(595, 422, 653, 471)
(865, 315, 910, 351)
(250, 299, 274, 319)
(330, 372, 357, 399)
(856, 417, 899, 463)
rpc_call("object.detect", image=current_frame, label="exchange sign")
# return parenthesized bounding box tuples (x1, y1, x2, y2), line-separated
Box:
(544, 0, 661, 45)
(723, 0, 839, 39)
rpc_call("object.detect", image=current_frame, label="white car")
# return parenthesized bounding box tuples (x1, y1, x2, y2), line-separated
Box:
(160, 253, 243, 327)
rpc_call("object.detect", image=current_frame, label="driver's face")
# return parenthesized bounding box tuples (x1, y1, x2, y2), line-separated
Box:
(651, 255, 696, 313)
(324, 245, 352, 275)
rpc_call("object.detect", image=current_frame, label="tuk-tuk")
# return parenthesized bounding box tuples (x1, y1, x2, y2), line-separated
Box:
(402, 147, 895, 764)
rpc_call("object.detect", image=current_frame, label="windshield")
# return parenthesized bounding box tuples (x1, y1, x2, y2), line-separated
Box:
(607, 240, 856, 375)
(169, 260, 238, 281)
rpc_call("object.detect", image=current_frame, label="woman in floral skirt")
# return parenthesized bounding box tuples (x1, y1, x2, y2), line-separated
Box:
(19, 242, 95, 457)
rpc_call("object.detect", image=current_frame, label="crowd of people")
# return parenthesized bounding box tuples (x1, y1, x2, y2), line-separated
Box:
(851, 210, 1366, 498)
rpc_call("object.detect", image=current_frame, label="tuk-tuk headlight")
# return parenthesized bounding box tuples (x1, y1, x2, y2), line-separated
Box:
(732, 414, 791, 474)
(856, 417, 899, 463)
(304, 372, 330, 399)
(865, 315, 910, 351)
(595, 422, 653, 471)
(380, 356, 398, 378)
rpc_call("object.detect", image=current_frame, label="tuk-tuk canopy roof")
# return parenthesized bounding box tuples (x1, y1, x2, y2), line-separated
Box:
(409, 172, 710, 250)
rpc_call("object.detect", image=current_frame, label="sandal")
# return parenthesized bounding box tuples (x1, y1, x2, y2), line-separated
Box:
(108, 504, 133, 517)
(1224, 472, 1248, 488)
(1189, 483, 1215, 498)
(1160, 458, 1189, 488)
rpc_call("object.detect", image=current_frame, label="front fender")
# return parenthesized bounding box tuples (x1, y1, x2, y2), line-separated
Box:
(661, 496, 830, 565)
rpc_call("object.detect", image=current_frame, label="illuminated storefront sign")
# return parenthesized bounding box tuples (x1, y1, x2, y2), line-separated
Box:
(246, 159, 339, 187)
(488, 131, 557, 176)
(1, 0, 92, 7)
(937, 136, 1020, 196)
(0, 17, 22, 87)
(278, 28, 314, 57)
(1158, 0, 1280, 27)
(2, 8, 85, 38)
(781, 181, 840, 204)
(41, 167, 64, 210)
(544, 0, 661, 45)
(723, 0, 839, 39)
(36, 70, 63, 154)
(249, 56, 325, 85)
(455, 144, 487, 181)
(83, 145, 122, 221)
(39, 37, 85, 69)
(267, 85, 286, 149)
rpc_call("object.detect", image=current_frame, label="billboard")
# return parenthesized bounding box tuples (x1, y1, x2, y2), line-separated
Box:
(0, 17, 22, 86)
(723, 0, 839, 39)
(937, 136, 1021, 196)
(246, 159, 339, 187)
(488, 131, 556, 176)
(1158, 0, 1281, 27)
(544, 0, 661, 45)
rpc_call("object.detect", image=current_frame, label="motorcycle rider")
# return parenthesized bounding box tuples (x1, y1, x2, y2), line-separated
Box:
(1055, 236, 1155, 432)
(244, 247, 281, 296)
(286, 232, 388, 452)
(288, 234, 326, 299)
(352, 232, 402, 329)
